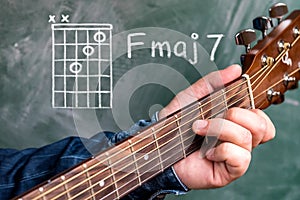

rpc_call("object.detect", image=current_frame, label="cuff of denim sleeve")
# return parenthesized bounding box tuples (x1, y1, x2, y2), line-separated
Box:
(125, 167, 189, 200)
(170, 166, 190, 192)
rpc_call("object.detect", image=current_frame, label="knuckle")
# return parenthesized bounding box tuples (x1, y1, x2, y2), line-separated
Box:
(258, 117, 268, 133)
(241, 129, 252, 146)
(241, 151, 252, 164)
(225, 107, 238, 121)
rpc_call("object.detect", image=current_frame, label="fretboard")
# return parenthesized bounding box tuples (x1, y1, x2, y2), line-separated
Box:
(16, 77, 253, 200)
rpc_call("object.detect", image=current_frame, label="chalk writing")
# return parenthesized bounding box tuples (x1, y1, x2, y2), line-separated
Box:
(127, 32, 224, 63)
(48, 15, 56, 23)
(52, 23, 113, 109)
(61, 14, 70, 23)
(207, 34, 224, 61)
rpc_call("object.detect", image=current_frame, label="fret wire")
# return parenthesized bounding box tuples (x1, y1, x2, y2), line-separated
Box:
(107, 153, 120, 199)
(174, 114, 186, 158)
(38, 186, 46, 200)
(128, 139, 142, 186)
(198, 101, 205, 120)
(61, 175, 71, 199)
(152, 127, 164, 172)
(83, 164, 96, 200)
(221, 89, 228, 110)
(32, 77, 253, 200)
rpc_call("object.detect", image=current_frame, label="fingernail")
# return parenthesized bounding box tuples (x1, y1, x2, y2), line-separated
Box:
(193, 120, 208, 131)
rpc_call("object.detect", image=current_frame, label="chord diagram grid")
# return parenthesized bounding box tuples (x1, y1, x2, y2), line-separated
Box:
(52, 24, 113, 109)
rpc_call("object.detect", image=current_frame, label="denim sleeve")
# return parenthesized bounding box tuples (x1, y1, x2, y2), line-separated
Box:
(0, 114, 188, 199)
(0, 136, 92, 199)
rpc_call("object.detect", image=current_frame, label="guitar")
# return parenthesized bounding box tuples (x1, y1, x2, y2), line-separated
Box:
(15, 6, 300, 200)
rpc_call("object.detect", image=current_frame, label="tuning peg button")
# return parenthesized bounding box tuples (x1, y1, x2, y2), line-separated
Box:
(253, 16, 273, 38)
(293, 27, 300, 38)
(267, 88, 284, 104)
(284, 73, 298, 89)
(235, 29, 256, 52)
(269, 3, 288, 24)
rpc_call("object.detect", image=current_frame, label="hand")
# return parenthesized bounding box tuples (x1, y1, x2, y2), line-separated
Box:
(158, 64, 276, 189)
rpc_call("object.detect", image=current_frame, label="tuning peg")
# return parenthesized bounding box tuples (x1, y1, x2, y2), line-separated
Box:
(267, 88, 284, 104)
(269, 3, 288, 25)
(283, 73, 298, 89)
(253, 16, 273, 38)
(235, 29, 256, 52)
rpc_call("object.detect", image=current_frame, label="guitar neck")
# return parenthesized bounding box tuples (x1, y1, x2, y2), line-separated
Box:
(16, 76, 253, 200)
(15, 8, 300, 200)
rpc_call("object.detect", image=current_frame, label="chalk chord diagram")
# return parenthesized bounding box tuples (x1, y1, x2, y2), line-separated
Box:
(51, 24, 113, 109)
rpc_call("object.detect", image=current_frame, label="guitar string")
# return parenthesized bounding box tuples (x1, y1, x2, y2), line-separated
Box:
(56, 89, 252, 200)
(94, 144, 203, 200)
(76, 91, 252, 199)
(79, 68, 300, 200)
(252, 34, 300, 90)
(38, 60, 279, 199)
(47, 82, 251, 200)
(24, 26, 299, 198)
(254, 68, 300, 109)
(47, 65, 298, 199)
(33, 48, 297, 199)
(32, 70, 256, 199)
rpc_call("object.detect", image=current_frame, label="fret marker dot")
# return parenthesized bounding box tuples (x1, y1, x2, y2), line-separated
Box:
(83, 163, 87, 169)
(61, 175, 66, 181)
(144, 154, 149, 160)
(39, 187, 44, 192)
(99, 180, 105, 187)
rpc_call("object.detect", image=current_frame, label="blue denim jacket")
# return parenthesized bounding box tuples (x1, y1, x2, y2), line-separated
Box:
(0, 115, 189, 199)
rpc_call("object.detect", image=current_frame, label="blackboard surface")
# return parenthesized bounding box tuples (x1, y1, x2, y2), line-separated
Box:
(1, 0, 300, 199)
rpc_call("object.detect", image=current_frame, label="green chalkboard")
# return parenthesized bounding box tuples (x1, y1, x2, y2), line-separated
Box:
(1, 0, 300, 199)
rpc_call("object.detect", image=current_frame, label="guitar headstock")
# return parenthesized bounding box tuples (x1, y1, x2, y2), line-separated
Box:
(235, 3, 300, 109)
